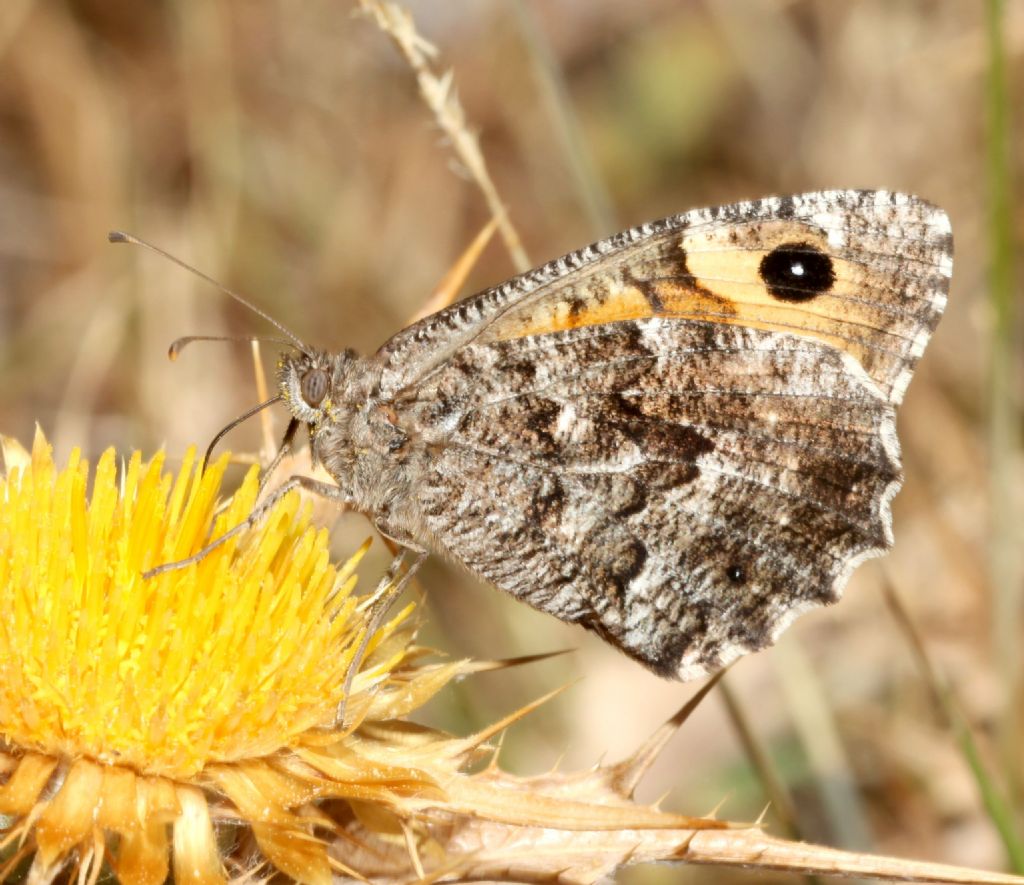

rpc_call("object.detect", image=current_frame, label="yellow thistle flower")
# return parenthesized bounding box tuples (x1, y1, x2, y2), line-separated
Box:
(0, 430, 432, 885)
(1, 430, 1018, 885)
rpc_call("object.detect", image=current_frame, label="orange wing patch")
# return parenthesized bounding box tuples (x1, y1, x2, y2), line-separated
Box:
(485, 219, 913, 396)
(494, 275, 733, 337)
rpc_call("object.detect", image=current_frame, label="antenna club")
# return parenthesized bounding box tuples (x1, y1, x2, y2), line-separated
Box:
(108, 231, 130, 243)
(168, 337, 193, 361)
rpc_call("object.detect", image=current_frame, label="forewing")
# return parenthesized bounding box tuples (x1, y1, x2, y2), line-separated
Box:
(377, 191, 952, 405)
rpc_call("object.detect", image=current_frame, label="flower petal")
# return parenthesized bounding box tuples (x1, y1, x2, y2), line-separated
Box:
(251, 822, 331, 885)
(205, 761, 313, 827)
(171, 785, 224, 885)
(0, 753, 57, 815)
(35, 758, 104, 866)
(117, 822, 170, 885)
(97, 764, 138, 833)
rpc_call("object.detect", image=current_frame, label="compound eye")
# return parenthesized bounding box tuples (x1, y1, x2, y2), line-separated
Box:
(300, 368, 329, 407)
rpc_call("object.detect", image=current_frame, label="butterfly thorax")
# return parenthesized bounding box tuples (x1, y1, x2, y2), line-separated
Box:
(278, 347, 419, 533)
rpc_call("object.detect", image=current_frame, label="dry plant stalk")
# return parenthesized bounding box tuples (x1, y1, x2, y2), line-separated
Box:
(355, 0, 531, 272)
(321, 676, 1024, 884)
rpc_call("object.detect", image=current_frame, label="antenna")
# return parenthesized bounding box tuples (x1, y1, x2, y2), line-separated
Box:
(108, 230, 309, 354)
(168, 335, 295, 361)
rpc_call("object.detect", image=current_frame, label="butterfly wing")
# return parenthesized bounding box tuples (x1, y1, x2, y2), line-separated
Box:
(381, 191, 952, 677)
(378, 191, 951, 404)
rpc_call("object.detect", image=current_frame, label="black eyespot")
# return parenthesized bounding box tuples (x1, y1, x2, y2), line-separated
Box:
(300, 368, 328, 407)
(726, 565, 746, 585)
(759, 242, 835, 302)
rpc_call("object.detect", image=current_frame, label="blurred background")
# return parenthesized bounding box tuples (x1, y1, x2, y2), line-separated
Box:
(0, 1, 1022, 881)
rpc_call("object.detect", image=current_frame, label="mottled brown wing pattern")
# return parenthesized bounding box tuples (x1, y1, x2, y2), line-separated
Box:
(397, 320, 900, 677)
(372, 190, 952, 677)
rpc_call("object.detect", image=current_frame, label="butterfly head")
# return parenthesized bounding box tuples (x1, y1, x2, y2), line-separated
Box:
(278, 349, 357, 426)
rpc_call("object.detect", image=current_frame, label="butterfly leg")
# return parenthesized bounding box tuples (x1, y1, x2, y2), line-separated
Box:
(255, 417, 300, 498)
(142, 474, 351, 579)
(373, 516, 429, 556)
(335, 548, 427, 728)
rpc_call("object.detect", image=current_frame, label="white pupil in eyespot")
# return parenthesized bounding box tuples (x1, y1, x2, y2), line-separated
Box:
(790, 261, 805, 276)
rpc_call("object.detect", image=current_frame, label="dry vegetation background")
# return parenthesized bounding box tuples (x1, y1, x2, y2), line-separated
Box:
(0, 1, 1022, 882)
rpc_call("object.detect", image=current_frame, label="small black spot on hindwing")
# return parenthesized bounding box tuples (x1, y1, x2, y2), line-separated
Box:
(726, 564, 746, 584)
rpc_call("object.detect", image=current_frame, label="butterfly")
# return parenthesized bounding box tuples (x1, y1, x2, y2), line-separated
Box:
(140, 190, 953, 679)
